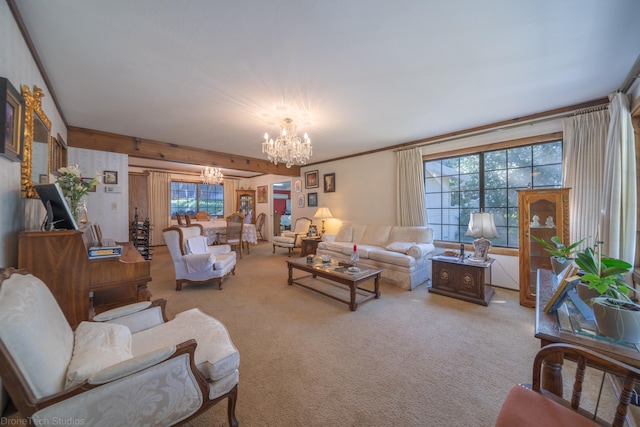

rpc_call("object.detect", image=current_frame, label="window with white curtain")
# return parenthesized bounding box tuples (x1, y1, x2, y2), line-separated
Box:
(425, 140, 563, 248)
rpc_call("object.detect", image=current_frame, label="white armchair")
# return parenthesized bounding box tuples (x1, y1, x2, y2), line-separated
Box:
(163, 224, 237, 290)
(0, 268, 239, 426)
(272, 216, 312, 256)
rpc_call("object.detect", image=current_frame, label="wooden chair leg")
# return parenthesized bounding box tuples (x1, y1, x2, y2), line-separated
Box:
(227, 384, 239, 427)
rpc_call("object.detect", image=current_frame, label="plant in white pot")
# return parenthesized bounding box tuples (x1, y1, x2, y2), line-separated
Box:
(574, 246, 640, 343)
(531, 235, 588, 274)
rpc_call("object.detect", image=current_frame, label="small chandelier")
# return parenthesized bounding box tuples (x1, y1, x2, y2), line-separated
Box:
(262, 118, 312, 168)
(201, 166, 224, 185)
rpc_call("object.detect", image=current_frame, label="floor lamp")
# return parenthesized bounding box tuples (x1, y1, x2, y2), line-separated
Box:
(464, 211, 499, 261)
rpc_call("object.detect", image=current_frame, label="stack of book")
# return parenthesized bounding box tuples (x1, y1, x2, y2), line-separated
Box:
(88, 245, 122, 259)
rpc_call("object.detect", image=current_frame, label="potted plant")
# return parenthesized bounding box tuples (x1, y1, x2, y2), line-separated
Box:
(574, 246, 640, 343)
(531, 235, 588, 274)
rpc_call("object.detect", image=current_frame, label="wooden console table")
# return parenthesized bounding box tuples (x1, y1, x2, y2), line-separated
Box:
(536, 268, 640, 397)
(429, 256, 494, 306)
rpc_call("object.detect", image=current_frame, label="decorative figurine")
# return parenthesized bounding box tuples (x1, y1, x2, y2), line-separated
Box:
(545, 216, 555, 228)
(530, 215, 541, 227)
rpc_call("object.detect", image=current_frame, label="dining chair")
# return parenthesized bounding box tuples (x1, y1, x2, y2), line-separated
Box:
(255, 212, 267, 241)
(218, 212, 245, 259)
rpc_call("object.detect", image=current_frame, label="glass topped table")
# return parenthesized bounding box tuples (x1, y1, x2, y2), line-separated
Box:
(536, 268, 640, 397)
(286, 258, 382, 311)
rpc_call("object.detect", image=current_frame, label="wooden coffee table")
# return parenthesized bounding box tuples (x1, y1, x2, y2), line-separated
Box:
(286, 258, 382, 311)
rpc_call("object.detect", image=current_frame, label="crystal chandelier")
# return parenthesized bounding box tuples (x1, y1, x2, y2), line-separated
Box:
(201, 166, 224, 185)
(262, 118, 312, 168)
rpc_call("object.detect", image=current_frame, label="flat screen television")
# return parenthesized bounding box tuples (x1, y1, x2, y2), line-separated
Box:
(35, 183, 78, 230)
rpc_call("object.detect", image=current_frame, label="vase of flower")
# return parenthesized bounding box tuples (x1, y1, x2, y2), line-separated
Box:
(55, 165, 101, 225)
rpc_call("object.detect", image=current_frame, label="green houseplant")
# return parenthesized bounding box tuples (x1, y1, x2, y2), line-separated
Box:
(574, 246, 640, 343)
(531, 235, 588, 274)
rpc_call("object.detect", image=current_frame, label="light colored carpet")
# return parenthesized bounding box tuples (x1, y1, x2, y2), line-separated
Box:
(151, 242, 542, 427)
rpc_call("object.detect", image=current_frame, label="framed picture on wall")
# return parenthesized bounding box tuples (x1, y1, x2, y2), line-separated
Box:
(323, 173, 335, 193)
(294, 179, 302, 193)
(82, 177, 97, 192)
(104, 170, 118, 185)
(1, 77, 25, 162)
(305, 170, 319, 188)
(257, 185, 268, 203)
(307, 192, 318, 207)
(297, 194, 305, 208)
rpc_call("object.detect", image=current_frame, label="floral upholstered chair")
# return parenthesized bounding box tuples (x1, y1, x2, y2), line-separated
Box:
(0, 268, 240, 426)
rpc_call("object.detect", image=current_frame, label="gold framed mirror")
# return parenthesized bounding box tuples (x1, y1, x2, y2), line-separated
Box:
(21, 85, 51, 198)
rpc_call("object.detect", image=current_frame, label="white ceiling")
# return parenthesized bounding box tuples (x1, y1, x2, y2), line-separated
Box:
(13, 0, 640, 174)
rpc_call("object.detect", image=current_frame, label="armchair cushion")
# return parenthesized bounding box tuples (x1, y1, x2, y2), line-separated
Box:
(66, 321, 133, 388)
(132, 308, 239, 381)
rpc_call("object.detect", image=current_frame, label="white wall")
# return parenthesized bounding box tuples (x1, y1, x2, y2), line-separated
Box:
(68, 148, 130, 242)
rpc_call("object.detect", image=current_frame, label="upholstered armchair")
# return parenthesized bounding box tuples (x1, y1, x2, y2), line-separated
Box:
(0, 268, 239, 426)
(163, 224, 236, 290)
(273, 216, 312, 256)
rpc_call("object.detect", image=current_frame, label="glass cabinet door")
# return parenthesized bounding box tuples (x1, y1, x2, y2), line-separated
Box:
(518, 188, 570, 307)
(236, 190, 256, 223)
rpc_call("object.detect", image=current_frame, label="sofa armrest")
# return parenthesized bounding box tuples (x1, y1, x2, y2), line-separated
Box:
(407, 243, 435, 259)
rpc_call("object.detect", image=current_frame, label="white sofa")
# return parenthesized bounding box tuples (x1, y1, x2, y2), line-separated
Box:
(316, 223, 435, 290)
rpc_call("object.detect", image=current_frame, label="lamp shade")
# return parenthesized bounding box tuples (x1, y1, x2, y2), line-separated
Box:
(313, 207, 333, 219)
(464, 212, 499, 239)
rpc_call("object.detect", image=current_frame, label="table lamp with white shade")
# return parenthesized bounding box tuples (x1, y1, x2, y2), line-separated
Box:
(313, 207, 333, 235)
(464, 211, 499, 261)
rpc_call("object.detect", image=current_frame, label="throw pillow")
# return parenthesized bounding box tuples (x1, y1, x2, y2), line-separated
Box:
(66, 321, 133, 388)
(335, 224, 353, 242)
(385, 241, 416, 254)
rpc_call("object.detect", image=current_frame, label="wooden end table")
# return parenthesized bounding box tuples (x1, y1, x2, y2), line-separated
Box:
(429, 256, 494, 306)
(300, 237, 322, 257)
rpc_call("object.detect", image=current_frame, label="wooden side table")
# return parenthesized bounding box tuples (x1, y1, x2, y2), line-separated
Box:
(300, 237, 322, 257)
(429, 256, 494, 306)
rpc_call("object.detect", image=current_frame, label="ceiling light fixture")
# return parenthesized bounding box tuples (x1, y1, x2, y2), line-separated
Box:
(201, 166, 224, 185)
(262, 118, 312, 168)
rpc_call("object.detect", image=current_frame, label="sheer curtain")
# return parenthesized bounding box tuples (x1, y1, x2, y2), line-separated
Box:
(600, 92, 636, 262)
(397, 147, 427, 226)
(149, 171, 171, 246)
(562, 108, 609, 249)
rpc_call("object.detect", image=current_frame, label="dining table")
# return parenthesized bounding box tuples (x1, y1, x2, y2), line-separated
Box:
(199, 219, 258, 254)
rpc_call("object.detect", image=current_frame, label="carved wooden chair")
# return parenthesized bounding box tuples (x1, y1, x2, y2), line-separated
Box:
(195, 211, 211, 221)
(163, 224, 236, 290)
(273, 216, 312, 256)
(496, 343, 640, 427)
(255, 212, 267, 241)
(0, 268, 239, 426)
(218, 213, 245, 260)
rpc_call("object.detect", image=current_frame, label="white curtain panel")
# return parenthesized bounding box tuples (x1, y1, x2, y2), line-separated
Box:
(396, 147, 427, 226)
(562, 108, 609, 250)
(600, 92, 637, 263)
(149, 171, 171, 246)
(224, 179, 239, 218)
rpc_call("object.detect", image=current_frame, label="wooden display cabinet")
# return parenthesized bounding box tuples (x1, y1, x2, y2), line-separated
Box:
(236, 189, 256, 223)
(518, 188, 570, 307)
